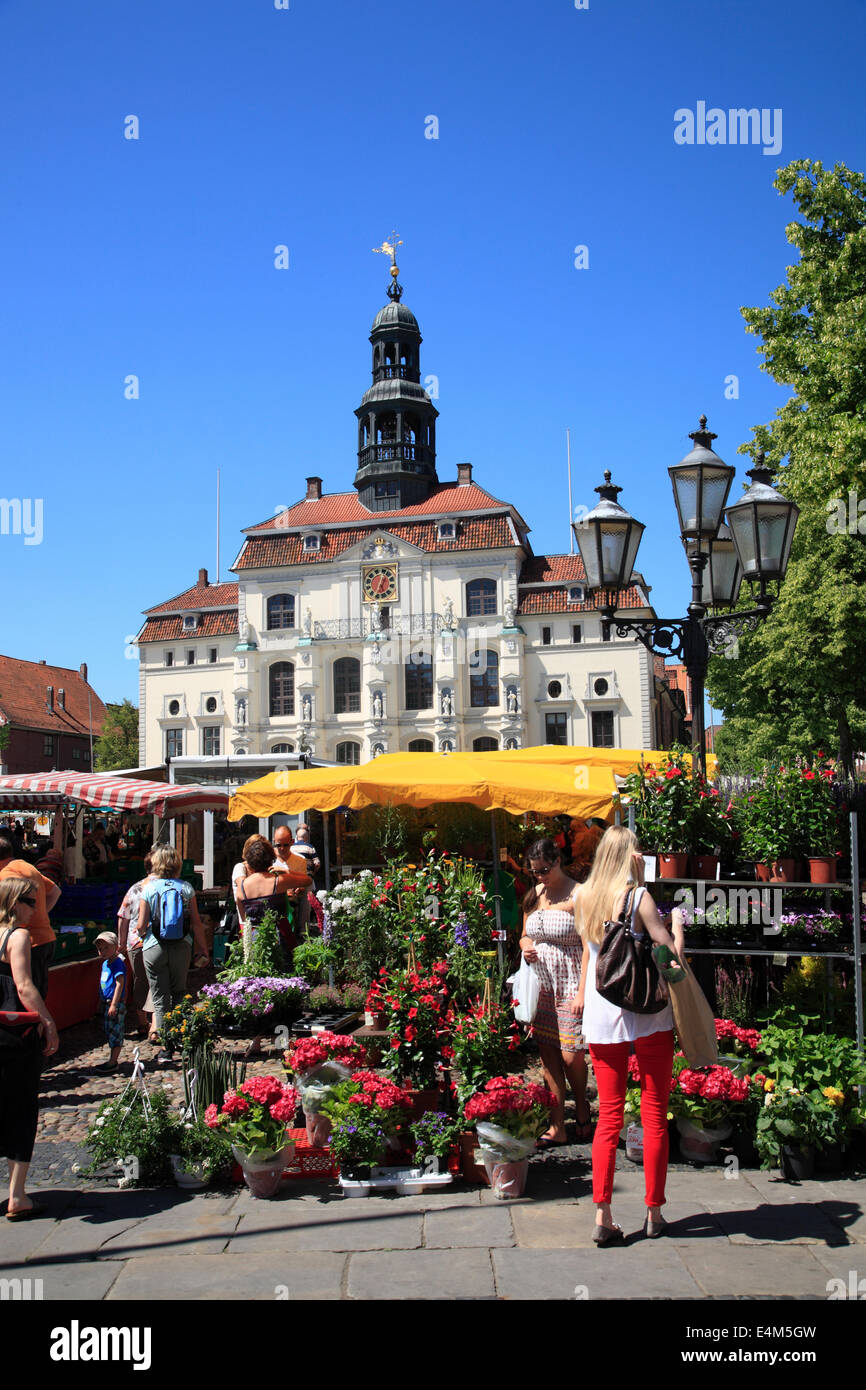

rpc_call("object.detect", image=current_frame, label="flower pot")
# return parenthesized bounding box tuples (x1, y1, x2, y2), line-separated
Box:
(304, 1111, 332, 1148)
(780, 1144, 815, 1181)
(730, 1128, 759, 1168)
(168, 1153, 211, 1190)
(625, 1124, 644, 1164)
(808, 856, 837, 884)
(815, 1142, 845, 1174)
(232, 1142, 294, 1198)
(675, 1116, 732, 1164)
(690, 854, 719, 881)
(402, 1086, 445, 1120)
(481, 1155, 529, 1200)
(769, 858, 798, 883)
(658, 852, 689, 880)
(459, 1131, 488, 1184)
(754, 863, 771, 882)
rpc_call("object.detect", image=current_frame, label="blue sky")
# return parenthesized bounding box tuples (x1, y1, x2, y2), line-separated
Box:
(1, 0, 864, 708)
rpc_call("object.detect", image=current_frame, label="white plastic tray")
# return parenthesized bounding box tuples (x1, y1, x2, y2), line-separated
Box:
(339, 1165, 454, 1197)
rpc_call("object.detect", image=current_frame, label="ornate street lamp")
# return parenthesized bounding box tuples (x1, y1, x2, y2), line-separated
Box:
(573, 420, 798, 774)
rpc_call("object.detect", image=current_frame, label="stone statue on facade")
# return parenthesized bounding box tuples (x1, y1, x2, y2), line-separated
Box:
(235, 697, 247, 727)
(507, 686, 519, 715)
(302, 693, 312, 722)
(441, 687, 452, 717)
(303, 609, 312, 637)
(442, 596, 454, 629)
(372, 690, 384, 720)
(504, 596, 516, 628)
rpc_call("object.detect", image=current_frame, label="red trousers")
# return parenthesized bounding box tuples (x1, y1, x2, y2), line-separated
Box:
(589, 1029, 674, 1207)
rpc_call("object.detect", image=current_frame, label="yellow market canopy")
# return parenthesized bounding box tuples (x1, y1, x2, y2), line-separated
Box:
(228, 749, 622, 821)
(227, 744, 715, 823)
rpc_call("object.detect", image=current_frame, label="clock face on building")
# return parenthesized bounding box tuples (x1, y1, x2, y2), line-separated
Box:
(363, 565, 398, 602)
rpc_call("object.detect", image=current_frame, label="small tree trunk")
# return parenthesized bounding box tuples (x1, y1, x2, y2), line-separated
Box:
(837, 710, 855, 780)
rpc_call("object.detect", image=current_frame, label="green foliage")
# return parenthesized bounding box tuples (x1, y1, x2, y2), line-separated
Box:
(160, 995, 218, 1055)
(410, 1111, 461, 1162)
(708, 160, 866, 774)
(754, 1024, 866, 1094)
(85, 1087, 175, 1183)
(218, 909, 287, 981)
(93, 699, 139, 772)
(446, 998, 521, 1108)
(292, 932, 336, 986)
(171, 1117, 233, 1183)
(182, 1046, 247, 1113)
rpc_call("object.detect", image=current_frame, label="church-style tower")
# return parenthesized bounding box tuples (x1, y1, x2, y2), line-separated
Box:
(354, 240, 439, 511)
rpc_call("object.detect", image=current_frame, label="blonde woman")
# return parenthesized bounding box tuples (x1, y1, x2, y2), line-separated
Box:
(0, 877, 59, 1219)
(574, 827, 684, 1245)
(137, 845, 210, 1063)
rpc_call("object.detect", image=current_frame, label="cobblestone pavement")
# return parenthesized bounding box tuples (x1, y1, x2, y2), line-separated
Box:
(7, 996, 866, 1301)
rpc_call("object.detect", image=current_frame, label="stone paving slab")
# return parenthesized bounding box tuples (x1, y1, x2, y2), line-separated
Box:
(815, 1201, 866, 1244)
(510, 1203, 586, 1248)
(227, 1204, 424, 1253)
(714, 1202, 850, 1246)
(0, 1259, 124, 1301)
(423, 1205, 514, 1248)
(26, 1214, 150, 1262)
(97, 1215, 241, 1258)
(492, 1243, 705, 1300)
(678, 1242, 831, 1297)
(347, 1248, 496, 1300)
(107, 1253, 346, 1300)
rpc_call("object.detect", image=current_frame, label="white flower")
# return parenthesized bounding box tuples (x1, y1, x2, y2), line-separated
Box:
(316, 890, 327, 902)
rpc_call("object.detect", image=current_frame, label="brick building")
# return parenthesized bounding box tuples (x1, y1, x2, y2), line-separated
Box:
(0, 657, 106, 774)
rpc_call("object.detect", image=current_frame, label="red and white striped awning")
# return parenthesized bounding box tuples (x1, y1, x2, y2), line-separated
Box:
(0, 772, 228, 818)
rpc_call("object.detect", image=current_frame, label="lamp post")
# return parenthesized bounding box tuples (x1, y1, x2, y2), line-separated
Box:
(573, 418, 799, 776)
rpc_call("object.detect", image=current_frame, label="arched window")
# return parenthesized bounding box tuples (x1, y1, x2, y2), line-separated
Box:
(271, 743, 294, 754)
(336, 741, 361, 765)
(408, 739, 434, 752)
(267, 594, 295, 630)
(334, 657, 361, 713)
(466, 579, 497, 616)
(405, 649, 433, 710)
(469, 649, 499, 707)
(269, 662, 295, 717)
(473, 737, 498, 752)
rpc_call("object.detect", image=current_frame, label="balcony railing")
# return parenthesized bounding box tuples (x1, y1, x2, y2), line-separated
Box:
(375, 364, 415, 381)
(312, 613, 446, 641)
(357, 444, 434, 470)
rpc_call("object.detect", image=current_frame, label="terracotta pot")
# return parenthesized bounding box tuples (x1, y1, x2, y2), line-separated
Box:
(690, 854, 719, 881)
(658, 852, 689, 880)
(754, 863, 771, 882)
(304, 1112, 332, 1148)
(232, 1142, 294, 1198)
(769, 858, 798, 883)
(459, 1131, 488, 1184)
(402, 1086, 446, 1120)
(808, 856, 837, 884)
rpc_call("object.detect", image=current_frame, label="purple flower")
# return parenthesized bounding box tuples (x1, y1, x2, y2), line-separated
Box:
(454, 912, 469, 949)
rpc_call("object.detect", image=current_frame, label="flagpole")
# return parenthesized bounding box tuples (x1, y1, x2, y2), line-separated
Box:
(567, 428, 574, 554)
(216, 469, 221, 583)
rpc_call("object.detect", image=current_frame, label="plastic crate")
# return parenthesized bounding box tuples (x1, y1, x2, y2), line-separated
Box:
(230, 1129, 338, 1185)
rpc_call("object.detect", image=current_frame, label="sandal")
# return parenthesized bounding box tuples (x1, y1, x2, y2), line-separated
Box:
(574, 1107, 594, 1142)
(536, 1135, 568, 1151)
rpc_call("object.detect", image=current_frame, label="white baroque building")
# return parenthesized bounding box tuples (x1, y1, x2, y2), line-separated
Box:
(136, 274, 666, 767)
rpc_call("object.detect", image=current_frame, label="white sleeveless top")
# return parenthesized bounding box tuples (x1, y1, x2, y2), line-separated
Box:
(580, 886, 674, 1045)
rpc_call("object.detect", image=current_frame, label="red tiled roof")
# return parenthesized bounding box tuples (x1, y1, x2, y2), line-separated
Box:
(519, 554, 587, 584)
(144, 581, 239, 616)
(235, 516, 517, 569)
(138, 612, 239, 643)
(518, 584, 647, 614)
(0, 656, 107, 738)
(249, 483, 514, 532)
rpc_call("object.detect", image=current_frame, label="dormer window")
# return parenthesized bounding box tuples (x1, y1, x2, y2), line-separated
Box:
(183, 614, 199, 631)
(567, 586, 585, 604)
(303, 533, 322, 553)
(437, 521, 456, 541)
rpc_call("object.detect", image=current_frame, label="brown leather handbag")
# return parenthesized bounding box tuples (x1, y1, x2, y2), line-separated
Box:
(595, 888, 668, 1015)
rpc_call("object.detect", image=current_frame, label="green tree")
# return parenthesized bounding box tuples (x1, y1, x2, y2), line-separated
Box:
(707, 160, 866, 775)
(93, 699, 139, 771)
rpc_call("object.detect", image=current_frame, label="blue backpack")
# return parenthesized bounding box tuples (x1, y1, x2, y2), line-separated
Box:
(148, 879, 188, 942)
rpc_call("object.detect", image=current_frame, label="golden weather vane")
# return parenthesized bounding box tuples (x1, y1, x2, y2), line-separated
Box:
(373, 231, 403, 278)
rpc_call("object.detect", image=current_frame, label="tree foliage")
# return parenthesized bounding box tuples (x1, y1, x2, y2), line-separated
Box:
(707, 160, 866, 774)
(93, 698, 139, 771)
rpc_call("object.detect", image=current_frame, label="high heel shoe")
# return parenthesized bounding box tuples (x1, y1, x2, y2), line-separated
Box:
(592, 1222, 624, 1247)
(643, 1212, 667, 1239)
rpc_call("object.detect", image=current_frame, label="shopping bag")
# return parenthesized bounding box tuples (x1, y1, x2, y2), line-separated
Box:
(507, 958, 540, 1024)
(668, 960, 718, 1068)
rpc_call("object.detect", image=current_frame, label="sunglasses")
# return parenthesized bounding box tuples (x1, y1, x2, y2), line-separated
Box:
(531, 866, 554, 879)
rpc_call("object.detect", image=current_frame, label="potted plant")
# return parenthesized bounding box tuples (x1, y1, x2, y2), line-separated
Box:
(754, 1084, 825, 1179)
(204, 1075, 299, 1197)
(623, 1056, 645, 1162)
(446, 998, 522, 1109)
(736, 766, 801, 881)
(670, 1063, 751, 1163)
(168, 1115, 233, 1189)
(463, 1075, 556, 1199)
(787, 758, 840, 882)
(160, 994, 218, 1057)
(182, 1045, 247, 1115)
(410, 1110, 462, 1174)
(202, 975, 310, 1036)
(340, 982, 366, 1016)
(380, 960, 450, 1109)
(364, 977, 388, 1029)
(85, 1086, 177, 1186)
(323, 1070, 412, 1179)
(283, 1032, 368, 1147)
(622, 747, 698, 878)
(688, 784, 734, 879)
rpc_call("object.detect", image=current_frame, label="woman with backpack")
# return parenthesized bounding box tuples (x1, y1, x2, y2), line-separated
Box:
(136, 844, 210, 1064)
(573, 826, 684, 1246)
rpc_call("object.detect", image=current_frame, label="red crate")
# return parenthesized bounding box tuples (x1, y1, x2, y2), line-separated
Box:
(230, 1128, 338, 1185)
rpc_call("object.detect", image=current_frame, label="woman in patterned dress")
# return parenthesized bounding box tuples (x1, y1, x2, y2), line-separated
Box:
(519, 838, 592, 1146)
